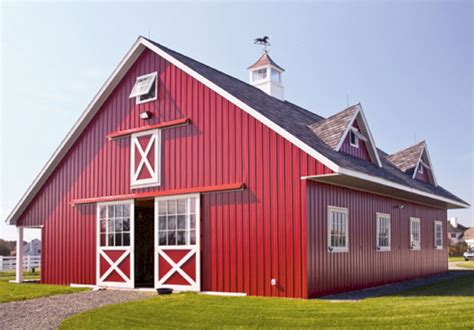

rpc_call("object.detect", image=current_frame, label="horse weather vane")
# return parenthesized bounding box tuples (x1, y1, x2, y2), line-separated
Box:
(254, 36, 271, 52)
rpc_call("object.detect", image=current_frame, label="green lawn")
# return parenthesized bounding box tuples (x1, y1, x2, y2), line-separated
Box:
(61, 273, 474, 329)
(0, 273, 86, 303)
(448, 256, 465, 262)
(457, 262, 474, 269)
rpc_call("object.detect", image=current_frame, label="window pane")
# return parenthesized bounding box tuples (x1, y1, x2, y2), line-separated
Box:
(123, 204, 130, 217)
(108, 205, 115, 218)
(177, 215, 186, 230)
(123, 218, 130, 231)
(167, 200, 177, 214)
(159, 231, 167, 245)
(168, 216, 177, 230)
(100, 234, 106, 246)
(108, 219, 114, 233)
(158, 201, 167, 215)
(159, 216, 167, 230)
(177, 199, 186, 214)
(190, 230, 196, 245)
(115, 205, 123, 217)
(190, 214, 196, 229)
(108, 233, 114, 246)
(115, 218, 123, 232)
(99, 206, 106, 219)
(168, 231, 176, 245)
(189, 198, 196, 213)
(100, 220, 107, 233)
(115, 233, 122, 246)
(177, 230, 186, 245)
(123, 233, 130, 246)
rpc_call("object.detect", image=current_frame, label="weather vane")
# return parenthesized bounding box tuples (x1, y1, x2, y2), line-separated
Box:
(254, 36, 271, 52)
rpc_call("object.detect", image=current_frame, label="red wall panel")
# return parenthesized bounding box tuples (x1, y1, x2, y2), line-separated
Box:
(306, 181, 448, 297)
(16, 49, 331, 298)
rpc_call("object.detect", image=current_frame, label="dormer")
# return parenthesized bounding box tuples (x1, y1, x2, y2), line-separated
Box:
(309, 103, 382, 167)
(386, 141, 438, 186)
(248, 51, 285, 100)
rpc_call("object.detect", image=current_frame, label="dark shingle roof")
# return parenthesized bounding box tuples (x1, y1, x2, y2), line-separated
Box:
(447, 222, 469, 234)
(309, 104, 358, 149)
(386, 141, 425, 175)
(145, 38, 467, 205)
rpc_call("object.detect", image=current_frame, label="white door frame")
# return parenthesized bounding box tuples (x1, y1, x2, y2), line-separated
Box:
(154, 193, 200, 291)
(96, 199, 135, 288)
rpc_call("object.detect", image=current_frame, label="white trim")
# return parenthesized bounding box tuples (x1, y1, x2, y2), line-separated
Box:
(337, 168, 469, 208)
(412, 143, 438, 186)
(376, 212, 391, 251)
(133, 72, 158, 104)
(70, 283, 98, 289)
(409, 217, 421, 251)
(154, 193, 200, 292)
(16, 227, 24, 283)
(327, 206, 349, 253)
(434, 220, 443, 249)
(349, 130, 359, 148)
(96, 199, 135, 289)
(130, 129, 161, 188)
(335, 105, 383, 168)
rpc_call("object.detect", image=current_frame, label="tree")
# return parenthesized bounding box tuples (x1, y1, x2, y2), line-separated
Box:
(449, 241, 469, 257)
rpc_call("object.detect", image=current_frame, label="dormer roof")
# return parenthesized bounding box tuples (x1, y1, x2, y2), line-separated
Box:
(386, 141, 438, 186)
(309, 103, 383, 168)
(247, 52, 285, 71)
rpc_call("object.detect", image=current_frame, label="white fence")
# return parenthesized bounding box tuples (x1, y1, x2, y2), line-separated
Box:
(0, 256, 41, 272)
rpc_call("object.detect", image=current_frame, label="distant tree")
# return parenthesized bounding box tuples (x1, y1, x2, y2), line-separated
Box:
(449, 241, 469, 257)
(0, 239, 13, 256)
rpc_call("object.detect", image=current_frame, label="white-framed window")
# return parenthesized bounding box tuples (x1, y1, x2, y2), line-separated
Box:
(328, 206, 349, 253)
(376, 213, 391, 251)
(129, 72, 157, 104)
(451, 233, 457, 238)
(156, 196, 198, 246)
(98, 202, 132, 247)
(418, 164, 424, 174)
(271, 68, 281, 83)
(131, 129, 161, 188)
(349, 130, 359, 148)
(410, 217, 421, 250)
(252, 68, 267, 82)
(434, 221, 443, 249)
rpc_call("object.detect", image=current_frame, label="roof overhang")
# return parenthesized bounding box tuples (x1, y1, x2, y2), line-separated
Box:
(303, 170, 470, 209)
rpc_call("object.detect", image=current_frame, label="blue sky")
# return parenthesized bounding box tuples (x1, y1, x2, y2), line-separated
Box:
(1, 1, 472, 241)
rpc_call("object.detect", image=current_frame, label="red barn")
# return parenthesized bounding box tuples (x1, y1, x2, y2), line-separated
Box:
(6, 37, 469, 298)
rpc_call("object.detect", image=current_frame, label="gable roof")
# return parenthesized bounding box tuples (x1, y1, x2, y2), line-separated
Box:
(463, 227, 474, 240)
(447, 221, 469, 234)
(247, 51, 285, 71)
(5, 36, 469, 225)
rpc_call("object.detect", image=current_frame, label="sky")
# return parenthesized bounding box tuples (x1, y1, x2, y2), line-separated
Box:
(0, 1, 472, 241)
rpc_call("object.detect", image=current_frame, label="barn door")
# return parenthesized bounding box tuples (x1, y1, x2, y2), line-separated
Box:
(131, 129, 160, 187)
(155, 194, 200, 291)
(97, 200, 134, 288)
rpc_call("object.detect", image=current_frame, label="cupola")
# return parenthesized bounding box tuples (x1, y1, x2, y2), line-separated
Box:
(248, 51, 285, 100)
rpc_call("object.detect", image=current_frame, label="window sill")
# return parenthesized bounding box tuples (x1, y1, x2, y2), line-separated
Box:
(435, 246, 443, 250)
(131, 181, 161, 189)
(377, 247, 391, 252)
(328, 247, 349, 253)
(410, 247, 421, 251)
(136, 95, 158, 105)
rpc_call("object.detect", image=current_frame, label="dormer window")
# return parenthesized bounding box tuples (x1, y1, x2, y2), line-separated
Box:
(349, 130, 359, 148)
(129, 72, 158, 104)
(418, 164, 424, 174)
(252, 68, 267, 82)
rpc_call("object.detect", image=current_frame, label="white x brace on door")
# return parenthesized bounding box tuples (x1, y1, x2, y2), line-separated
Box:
(131, 129, 160, 188)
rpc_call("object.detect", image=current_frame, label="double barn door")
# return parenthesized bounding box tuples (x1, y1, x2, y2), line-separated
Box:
(97, 195, 200, 291)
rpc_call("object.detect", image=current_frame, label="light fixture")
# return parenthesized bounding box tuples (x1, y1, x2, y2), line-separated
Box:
(140, 111, 152, 120)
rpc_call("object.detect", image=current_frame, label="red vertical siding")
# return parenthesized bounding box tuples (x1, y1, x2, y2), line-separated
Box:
(306, 181, 448, 297)
(16, 49, 331, 298)
(340, 121, 371, 161)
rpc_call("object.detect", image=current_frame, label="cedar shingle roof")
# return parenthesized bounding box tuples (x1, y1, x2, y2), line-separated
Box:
(247, 52, 285, 71)
(386, 141, 425, 175)
(143, 38, 468, 206)
(463, 227, 474, 239)
(309, 104, 358, 149)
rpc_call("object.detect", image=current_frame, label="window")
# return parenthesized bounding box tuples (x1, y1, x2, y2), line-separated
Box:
(99, 203, 131, 247)
(410, 217, 421, 250)
(451, 233, 457, 238)
(328, 206, 349, 252)
(131, 129, 160, 188)
(252, 68, 267, 81)
(157, 196, 198, 246)
(271, 68, 281, 83)
(129, 72, 157, 104)
(376, 213, 391, 251)
(349, 130, 359, 148)
(418, 164, 424, 174)
(434, 221, 443, 249)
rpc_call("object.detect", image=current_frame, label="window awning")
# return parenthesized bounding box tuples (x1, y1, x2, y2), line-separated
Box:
(129, 73, 157, 98)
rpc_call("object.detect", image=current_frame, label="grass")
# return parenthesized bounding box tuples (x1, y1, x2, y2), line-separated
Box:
(61, 272, 474, 329)
(0, 273, 86, 303)
(448, 256, 465, 262)
(457, 262, 474, 269)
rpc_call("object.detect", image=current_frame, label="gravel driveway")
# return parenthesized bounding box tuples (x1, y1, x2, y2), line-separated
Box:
(0, 289, 153, 329)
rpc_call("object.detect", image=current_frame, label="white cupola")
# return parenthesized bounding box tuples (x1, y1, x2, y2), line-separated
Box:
(248, 51, 285, 100)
